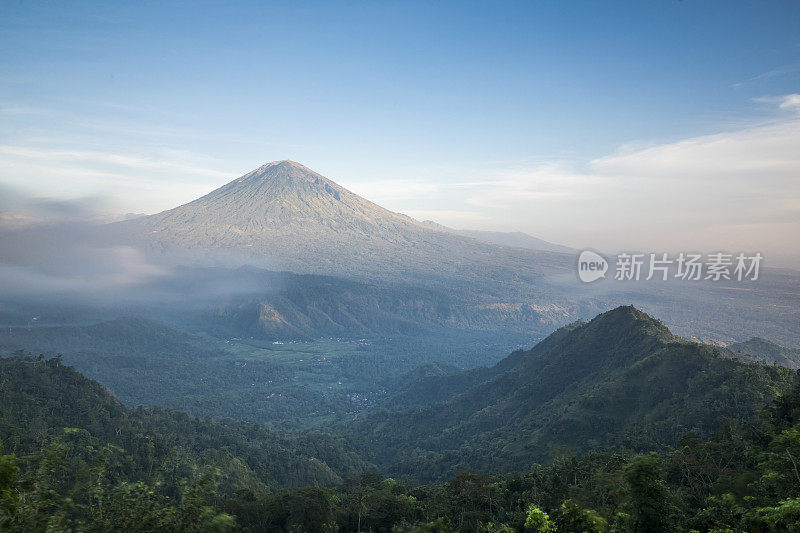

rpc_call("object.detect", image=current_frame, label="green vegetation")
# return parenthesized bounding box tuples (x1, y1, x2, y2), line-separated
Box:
(0, 318, 535, 429)
(3, 306, 800, 531)
(2, 354, 800, 531)
(346, 307, 797, 480)
(729, 336, 800, 369)
(0, 355, 369, 492)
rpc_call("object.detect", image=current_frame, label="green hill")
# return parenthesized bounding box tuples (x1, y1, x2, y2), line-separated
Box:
(350, 306, 797, 480)
(728, 337, 800, 369)
(0, 355, 368, 490)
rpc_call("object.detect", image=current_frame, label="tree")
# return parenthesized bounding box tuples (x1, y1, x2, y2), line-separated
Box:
(622, 454, 671, 533)
(754, 497, 800, 532)
(524, 504, 554, 532)
(553, 499, 608, 533)
(0, 442, 19, 528)
(285, 487, 336, 533)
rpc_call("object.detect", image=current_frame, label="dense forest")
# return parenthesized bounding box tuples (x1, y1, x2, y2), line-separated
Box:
(3, 307, 800, 531)
(0, 355, 369, 489)
(1, 354, 800, 531)
(349, 307, 798, 480)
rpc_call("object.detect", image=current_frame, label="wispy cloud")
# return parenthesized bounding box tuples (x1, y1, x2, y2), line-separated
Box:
(0, 145, 234, 213)
(753, 94, 800, 113)
(399, 95, 800, 264)
(0, 105, 49, 116)
(0, 145, 232, 178)
(732, 63, 800, 88)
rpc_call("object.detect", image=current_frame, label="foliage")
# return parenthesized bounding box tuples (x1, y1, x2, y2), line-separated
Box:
(3, 307, 800, 530)
(622, 454, 670, 532)
(348, 307, 797, 481)
(0, 355, 368, 491)
(524, 505, 553, 531)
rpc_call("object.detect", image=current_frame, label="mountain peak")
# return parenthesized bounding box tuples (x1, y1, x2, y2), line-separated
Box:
(597, 304, 651, 321)
(112, 161, 570, 292)
(120, 161, 428, 256)
(255, 160, 312, 172)
(491, 306, 677, 380)
(577, 305, 677, 354)
(233, 160, 332, 187)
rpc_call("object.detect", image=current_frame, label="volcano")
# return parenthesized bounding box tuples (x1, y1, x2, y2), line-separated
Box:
(113, 161, 571, 291)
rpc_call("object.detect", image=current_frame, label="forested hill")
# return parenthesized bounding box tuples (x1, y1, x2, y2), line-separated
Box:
(349, 306, 798, 480)
(0, 317, 219, 372)
(2, 351, 800, 530)
(728, 336, 800, 369)
(0, 355, 369, 491)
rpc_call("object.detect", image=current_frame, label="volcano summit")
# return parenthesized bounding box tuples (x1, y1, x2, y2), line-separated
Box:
(114, 161, 570, 290)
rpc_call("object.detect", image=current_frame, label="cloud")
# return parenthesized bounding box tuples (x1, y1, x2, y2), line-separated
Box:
(778, 94, 800, 113)
(753, 94, 800, 114)
(0, 105, 49, 116)
(0, 145, 231, 213)
(732, 63, 800, 88)
(340, 179, 442, 204)
(590, 118, 800, 183)
(0, 245, 167, 297)
(0, 183, 114, 227)
(0, 145, 232, 179)
(0, 214, 171, 301)
(0, 183, 171, 299)
(777, 94, 800, 113)
(410, 96, 800, 264)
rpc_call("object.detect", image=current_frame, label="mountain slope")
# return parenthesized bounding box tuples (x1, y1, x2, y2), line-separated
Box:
(0, 318, 259, 420)
(0, 355, 368, 488)
(112, 161, 571, 296)
(728, 337, 800, 369)
(348, 306, 797, 480)
(421, 220, 574, 253)
(0, 316, 212, 358)
(170, 266, 563, 338)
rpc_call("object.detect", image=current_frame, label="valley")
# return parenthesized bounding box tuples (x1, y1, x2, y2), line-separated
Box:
(0, 317, 538, 429)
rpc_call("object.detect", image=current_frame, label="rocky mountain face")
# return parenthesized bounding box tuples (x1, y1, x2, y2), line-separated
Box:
(112, 161, 572, 296)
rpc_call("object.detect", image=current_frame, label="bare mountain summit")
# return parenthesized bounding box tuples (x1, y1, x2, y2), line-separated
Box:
(114, 161, 572, 293)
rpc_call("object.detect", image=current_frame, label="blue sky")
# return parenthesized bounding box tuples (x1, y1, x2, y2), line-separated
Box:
(1, 1, 799, 262)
